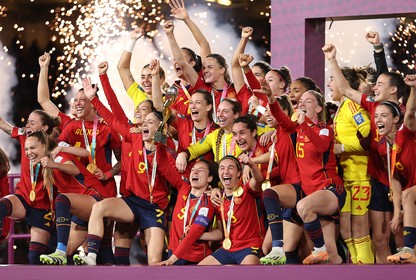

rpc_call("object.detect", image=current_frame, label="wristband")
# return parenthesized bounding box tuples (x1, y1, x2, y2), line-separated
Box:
(125, 39, 137, 53)
(373, 43, 383, 50)
(256, 105, 266, 115)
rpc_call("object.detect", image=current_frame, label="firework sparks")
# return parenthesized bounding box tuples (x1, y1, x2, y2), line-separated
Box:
(49, 0, 166, 98)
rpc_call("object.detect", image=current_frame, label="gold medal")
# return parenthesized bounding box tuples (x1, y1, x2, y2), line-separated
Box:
(262, 180, 271, 191)
(223, 237, 232, 250)
(232, 186, 244, 198)
(291, 112, 298, 122)
(388, 188, 393, 202)
(86, 163, 98, 174)
(30, 190, 36, 202)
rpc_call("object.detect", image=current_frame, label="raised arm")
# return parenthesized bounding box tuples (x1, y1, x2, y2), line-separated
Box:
(231, 27, 253, 93)
(117, 27, 145, 91)
(0, 117, 13, 136)
(98, 61, 129, 124)
(404, 74, 416, 131)
(322, 44, 363, 105)
(82, 77, 131, 140)
(38, 52, 60, 116)
(365, 31, 388, 79)
(163, 20, 199, 87)
(169, 0, 211, 60)
(149, 59, 163, 112)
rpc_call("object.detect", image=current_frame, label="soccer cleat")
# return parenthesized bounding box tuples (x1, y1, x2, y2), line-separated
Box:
(40, 251, 67, 265)
(260, 249, 286, 265)
(73, 254, 97, 266)
(302, 249, 329, 265)
(387, 247, 416, 264)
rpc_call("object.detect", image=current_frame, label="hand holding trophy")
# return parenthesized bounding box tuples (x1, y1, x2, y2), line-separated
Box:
(154, 85, 178, 145)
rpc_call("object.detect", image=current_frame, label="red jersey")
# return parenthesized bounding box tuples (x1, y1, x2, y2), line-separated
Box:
(58, 111, 74, 131)
(193, 76, 237, 114)
(394, 125, 416, 189)
(157, 145, 215, 262)
(53, 152, 107, 198)
(99, 73, 131, 195)
(90, 98, 174, 210)
(360, 94, 406, 186)
(270, 102, 343, 196)
(58, 118, 121, 197)
(378, 125, 416, 190)
(12, 128, 52, 209)
(237, 83, 269, 117)
(272, 127, 301, 185)
(217, 182, 264, 252)
(172, 114, 216, 178)
(171, 81, 195, 117)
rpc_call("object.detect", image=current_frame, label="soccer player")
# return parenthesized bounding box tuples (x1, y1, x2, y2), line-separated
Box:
(199, 155, 264, 265)
(72, 81, 176, 266)
(0, 111, 59, 264)
(156, 156, 218, 265)
(164, 20, 237, 122)
(175, 98, 242, 173)
(327, 66, 374, 264)
(381, 75, 416, 263)
(167, 0, 212, 117)
(323, 43, 408, 263)
(262, 87, 346, 265)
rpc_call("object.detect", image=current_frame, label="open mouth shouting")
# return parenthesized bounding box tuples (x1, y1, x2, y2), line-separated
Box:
(377, 123, 386, 134)
(237, 139, 248, 151)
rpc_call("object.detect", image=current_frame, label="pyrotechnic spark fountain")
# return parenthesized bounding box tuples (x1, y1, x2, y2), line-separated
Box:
(49, 0, 167, 98)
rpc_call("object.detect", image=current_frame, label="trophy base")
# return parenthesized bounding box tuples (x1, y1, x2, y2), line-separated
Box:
(154, 132, 167, 145)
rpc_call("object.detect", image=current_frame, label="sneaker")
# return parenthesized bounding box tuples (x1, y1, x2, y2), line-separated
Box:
(73, 254, 97, 266)
(387, 247, 416, 264)
(302, 249, 329, 265)
(40, 251, 67, 265)
(260, 249, 286, 265)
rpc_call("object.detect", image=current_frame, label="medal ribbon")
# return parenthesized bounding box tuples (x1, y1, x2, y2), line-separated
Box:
(143, 147, 157, 203)
(30, 161, 41, 199)
(183, 194, 203, 235)
(220, 84, 228, 102)
(180, 83, 192, 116)
(220, 192, 235, 240)
(266, 142, 276, 181)
(82, 116, 99, 164)
(222, 133, 236, 159)
(191, 121, 212, 144)
(211, 89, 217, 124)
(180, 83, 191, 101)
(386, 141, 397, 201)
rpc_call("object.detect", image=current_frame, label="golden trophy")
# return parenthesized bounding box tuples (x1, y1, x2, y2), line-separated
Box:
(154, 86, 178, 145)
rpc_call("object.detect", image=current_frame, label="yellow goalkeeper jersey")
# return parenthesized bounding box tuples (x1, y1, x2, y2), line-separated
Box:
(334, 98, 371, 181)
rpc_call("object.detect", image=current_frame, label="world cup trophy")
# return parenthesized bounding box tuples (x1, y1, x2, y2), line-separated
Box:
(154, 86, 178, 145)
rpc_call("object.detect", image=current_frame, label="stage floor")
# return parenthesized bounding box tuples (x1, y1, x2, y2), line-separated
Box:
(2, 264, 413, 280)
